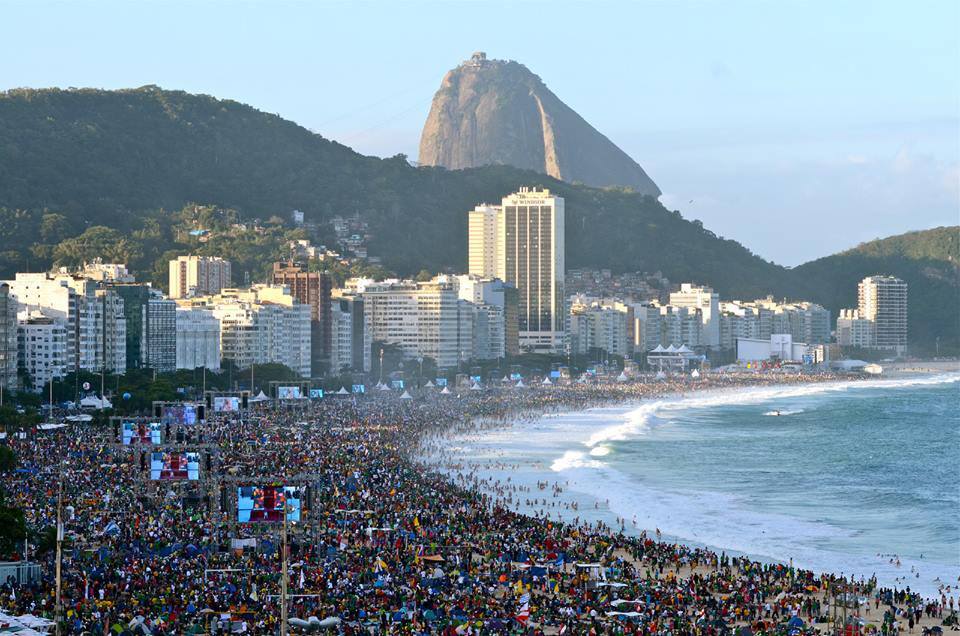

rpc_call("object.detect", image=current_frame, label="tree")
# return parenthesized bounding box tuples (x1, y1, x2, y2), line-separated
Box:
(40, 212, 71, 243)
(0, 445, 16, 472)
(52, 225, 143, 268)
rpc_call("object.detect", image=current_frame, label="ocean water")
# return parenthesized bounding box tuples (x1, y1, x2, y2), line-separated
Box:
(429, 373, 960, 600)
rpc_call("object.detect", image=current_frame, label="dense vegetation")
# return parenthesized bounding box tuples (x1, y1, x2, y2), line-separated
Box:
(790, 227, 959, 354)
(0, 87, 956, 352)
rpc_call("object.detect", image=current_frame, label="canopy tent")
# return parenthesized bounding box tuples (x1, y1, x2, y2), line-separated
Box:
(541, 377, 552, 385)
(515, 380, 526, 388)
(79, 395, 112, 410)
(648, 342, 699, 373)
(65, 414, 93, 422)
(424, 380, 434, 388)
(655, 371, 667, 380)
(470, 383, 482, 391)
(691, 369, 701, 378)
(399, 391, 412, 399)
(336, 387, 350, 395)
(616, 371, 629, 382)
(439, 386, 451, 395)
(501, 376, 511, 383)
(378, 383, 392, 392)
(249, 391, 271, 403)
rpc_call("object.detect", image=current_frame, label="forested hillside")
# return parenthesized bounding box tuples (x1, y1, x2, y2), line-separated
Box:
(0, 87, 955, 352)
(790, 227, 959, 353)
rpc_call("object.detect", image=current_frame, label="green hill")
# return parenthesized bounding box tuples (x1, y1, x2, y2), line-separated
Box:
(0, 86, 955, 352)
(0, 86, 788, 295)
(790, 227, 959, 353)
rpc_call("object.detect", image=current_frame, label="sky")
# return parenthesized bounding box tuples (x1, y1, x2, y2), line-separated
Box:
(2, 0, 958, 266)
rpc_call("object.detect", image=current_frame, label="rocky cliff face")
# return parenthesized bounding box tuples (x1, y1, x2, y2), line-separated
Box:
(418, 53, 660, 196)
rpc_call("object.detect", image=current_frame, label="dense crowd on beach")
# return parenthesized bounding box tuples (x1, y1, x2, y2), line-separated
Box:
(0, 372, 957, 635)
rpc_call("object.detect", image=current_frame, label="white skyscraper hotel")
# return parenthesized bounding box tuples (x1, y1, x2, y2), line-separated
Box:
(466, 187, 565, 353)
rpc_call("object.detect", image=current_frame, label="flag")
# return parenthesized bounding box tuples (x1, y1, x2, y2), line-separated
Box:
(515, 598, 530, 625)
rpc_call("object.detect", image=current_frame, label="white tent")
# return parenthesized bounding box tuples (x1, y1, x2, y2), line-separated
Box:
(655, 371, 667, 380)
(424, 380, 435, 388)
(616, 371, 629, 382)
(65, 414, 93, 422)
(379, 383, 391, 391)
(690, 369, 701, 378)
(38, 423, 67, 431)
(541, 377, 552, 385)
(649, 344, 667, 353)
(501, 376, 511, 383)
(440, 386, 451, 394)
(470, 383, 482, 391)
(336, 386, 350, 395)
(80, 395, 112, 410)
(515, 380, 526, 388)
(676, 344, 694, 354)
(665, 344, 678, 353)
(399, 390, 413, 399)
(249, 390, 271, 403)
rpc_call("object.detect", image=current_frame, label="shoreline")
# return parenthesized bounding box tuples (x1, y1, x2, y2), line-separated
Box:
(417, 371, 960, 605)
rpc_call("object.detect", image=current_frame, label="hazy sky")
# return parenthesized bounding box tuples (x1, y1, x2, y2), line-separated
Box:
(3, 0, 958, 265)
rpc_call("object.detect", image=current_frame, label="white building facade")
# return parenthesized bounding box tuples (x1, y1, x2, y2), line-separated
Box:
(175, 307, 221, 371)
(17, 313, 68, 390)
(169, 256, 232, 299)
(465, 188, 565, 353)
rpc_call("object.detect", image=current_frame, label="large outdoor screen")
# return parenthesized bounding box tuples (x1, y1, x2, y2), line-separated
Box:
(150, 451, 200, 480)
(237, 485, 302, 523)
(160, 404, 199, 425)
(122, 422, 161, 445)
(277, 386, 302, 400)
(213, 396, 240, 412)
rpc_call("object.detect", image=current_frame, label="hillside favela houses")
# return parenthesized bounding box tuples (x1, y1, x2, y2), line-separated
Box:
(0, 190, 912, 394)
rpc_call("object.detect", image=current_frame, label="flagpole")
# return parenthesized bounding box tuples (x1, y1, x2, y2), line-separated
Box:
(281, 500, 288, 636)
(54, 463, 63, 636)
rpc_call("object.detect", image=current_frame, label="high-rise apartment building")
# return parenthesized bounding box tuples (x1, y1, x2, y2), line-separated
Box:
(3, 273, 127, 374)
(669, 284, 720, 349)
(361, 279, 473, 370)
(569, 300, 629, 357)
(467, 204, 503, 278)
(835, 309, 876, 349)
(175, 307, 221, 371)
(330, 292, 369, 374)
(858, 275, 908, 354)
(17, 312, 68, 391)
(142, 291, 177, 372)
(0, 283, 18, 393)
(270, 262, 332, 375)
(452, 275, 518, 356)
(185, 285, 311, 377)
(466, 188, 565, 353)
(94, 288, 127, 374)
(168, 256, 232, 299)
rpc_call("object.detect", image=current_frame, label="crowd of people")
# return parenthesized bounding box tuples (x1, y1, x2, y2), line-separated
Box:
(0, 371, 956, 635)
